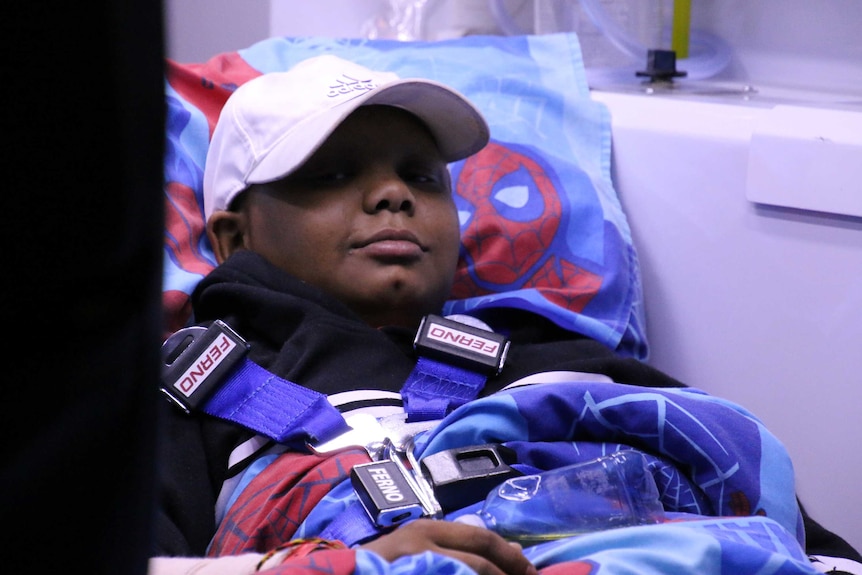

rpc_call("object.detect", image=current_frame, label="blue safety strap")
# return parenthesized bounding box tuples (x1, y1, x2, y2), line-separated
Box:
(401, 313, 508, 422)
(204, 359, 351, 446)
(160, 321, 350, 447)
(318, 499, 383, 546)
(400, 357, 488, 422)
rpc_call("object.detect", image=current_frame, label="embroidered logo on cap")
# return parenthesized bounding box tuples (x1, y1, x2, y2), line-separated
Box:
(326, 74, 378, 99)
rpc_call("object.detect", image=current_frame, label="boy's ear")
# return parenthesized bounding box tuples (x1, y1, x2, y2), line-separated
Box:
(207, 211, 247, 264)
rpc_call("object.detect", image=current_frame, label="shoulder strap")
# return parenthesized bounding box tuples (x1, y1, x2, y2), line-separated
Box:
(160, 315, 509, 445)
(160, 320, 350, 447)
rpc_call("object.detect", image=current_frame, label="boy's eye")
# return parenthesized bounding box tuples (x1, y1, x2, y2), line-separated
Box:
(406, 172, 435, 183)
(315, 171, 349, 183)
(402, 165, 447, 187)
(291, 167, 352, 186)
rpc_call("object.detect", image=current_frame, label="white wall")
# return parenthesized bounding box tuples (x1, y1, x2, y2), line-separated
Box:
(692, 0, 862, 95)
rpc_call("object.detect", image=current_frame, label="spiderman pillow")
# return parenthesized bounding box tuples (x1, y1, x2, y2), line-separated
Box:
(163, 33, 648, 359)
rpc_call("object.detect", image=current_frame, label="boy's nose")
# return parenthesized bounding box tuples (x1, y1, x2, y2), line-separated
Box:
(364, 171, 415, 214)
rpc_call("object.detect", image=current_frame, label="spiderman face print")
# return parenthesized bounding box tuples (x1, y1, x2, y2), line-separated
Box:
(450, 140, 603, 314)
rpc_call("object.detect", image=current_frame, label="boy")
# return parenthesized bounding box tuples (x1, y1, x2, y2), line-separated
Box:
(155, 53, 548, 575)
(153, 55, 860, 574)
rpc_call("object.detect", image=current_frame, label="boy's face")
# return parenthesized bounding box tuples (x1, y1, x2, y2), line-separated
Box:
(214, 105, 462, 329)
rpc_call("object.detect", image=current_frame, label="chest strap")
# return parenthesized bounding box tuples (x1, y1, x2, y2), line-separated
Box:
(160, 315, 509, 444)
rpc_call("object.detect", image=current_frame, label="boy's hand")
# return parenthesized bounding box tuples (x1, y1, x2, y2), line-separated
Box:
(360, 519, 538, 575)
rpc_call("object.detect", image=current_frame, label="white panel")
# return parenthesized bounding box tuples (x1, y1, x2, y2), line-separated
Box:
(593, 88, 862, 555)
(746, 105, 862, 217)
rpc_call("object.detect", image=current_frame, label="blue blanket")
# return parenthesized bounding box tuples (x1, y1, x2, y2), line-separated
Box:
(214, 380, 821, 574)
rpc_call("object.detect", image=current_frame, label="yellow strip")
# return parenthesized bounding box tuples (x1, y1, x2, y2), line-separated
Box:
(672, 0, 692, 59)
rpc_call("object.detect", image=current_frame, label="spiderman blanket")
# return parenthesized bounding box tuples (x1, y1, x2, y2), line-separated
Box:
(208, 381, 823, 574)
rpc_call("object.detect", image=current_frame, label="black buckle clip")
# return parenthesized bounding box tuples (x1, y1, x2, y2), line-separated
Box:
(160, 319, 249, 413)
(414, 314, 509, 375)
(420, 443, 522, 512)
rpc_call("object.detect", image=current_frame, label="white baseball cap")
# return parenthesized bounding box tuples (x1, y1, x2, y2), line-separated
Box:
(202, 54, 490, 220)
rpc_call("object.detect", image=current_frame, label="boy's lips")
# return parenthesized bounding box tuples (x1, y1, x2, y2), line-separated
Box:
(353, 229, 426, 259)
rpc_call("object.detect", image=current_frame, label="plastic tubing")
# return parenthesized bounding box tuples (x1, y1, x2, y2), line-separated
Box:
(577, 0, 732, 79)
(578, 0, 647, 62)
(680, 29, 733, 80)
(488, 0, 732, 80)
